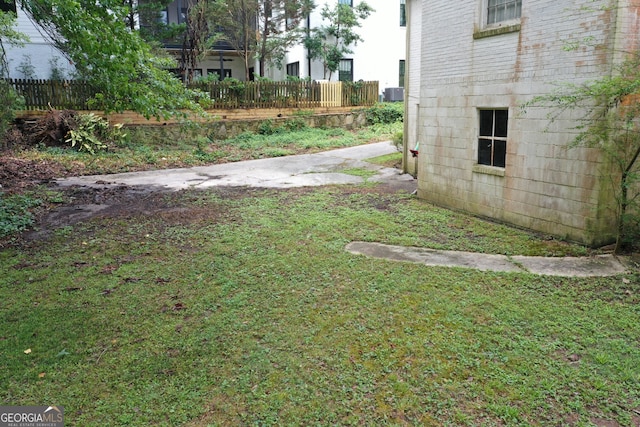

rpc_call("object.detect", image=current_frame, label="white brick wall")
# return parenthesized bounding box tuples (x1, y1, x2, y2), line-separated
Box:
(412, 0, 621, 245)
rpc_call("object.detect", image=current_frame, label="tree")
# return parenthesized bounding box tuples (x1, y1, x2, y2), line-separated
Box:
(206, 0, 258, 81)
(18, 0, 209, 119)
(255, 0, 314, 77)
(524, 55, 640, 253)
(0, 9, 27, 136)
(205, 0, 314, 80)
(304, 1, 373, 80)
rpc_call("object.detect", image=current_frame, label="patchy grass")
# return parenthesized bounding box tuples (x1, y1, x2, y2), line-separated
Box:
(1, 186, 638, 426)
(11, 122, 403, 177)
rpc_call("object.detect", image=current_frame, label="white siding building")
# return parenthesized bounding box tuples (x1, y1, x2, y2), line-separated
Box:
(4, 4, 73, 79)
(405, 0, 639, 246)
(271, 0, 407, 96)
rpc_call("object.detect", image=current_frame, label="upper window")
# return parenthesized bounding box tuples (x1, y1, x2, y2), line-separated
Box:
(487, 0, 521, 25)
(338, 59, 353, 82)
(400, 0, 406, 27)
(398, 60, 405, 87)
(339, 0, 353, 6)
(478, 109, 507, 168)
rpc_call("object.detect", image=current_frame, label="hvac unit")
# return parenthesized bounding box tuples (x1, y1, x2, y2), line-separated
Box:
(384, 87, 404, 102)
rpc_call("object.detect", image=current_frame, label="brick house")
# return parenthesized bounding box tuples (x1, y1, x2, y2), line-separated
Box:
(404, 0, 640, 246)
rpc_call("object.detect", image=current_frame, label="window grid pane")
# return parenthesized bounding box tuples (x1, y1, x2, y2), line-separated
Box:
(478, 109, 508, 168)
(487, 0, 521, 24)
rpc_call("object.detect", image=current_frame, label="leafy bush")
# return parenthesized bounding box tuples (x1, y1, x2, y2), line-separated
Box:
(257, 119, 283, 135)
(392, 131, 403, 151)
(0, 193, 41, 237)
(0, 80, 25, 145)
(364, 102, 404, 125)
(65, 113, 127, 154)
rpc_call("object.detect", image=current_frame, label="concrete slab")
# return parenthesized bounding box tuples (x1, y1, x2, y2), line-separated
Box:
(346, 242, 631, 277)
(512, 254, 628, 277)
(54, 141, 412, 191)
(345, 242, 524, 273)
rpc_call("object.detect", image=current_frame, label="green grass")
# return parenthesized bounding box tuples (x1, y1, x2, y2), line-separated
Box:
(1, 187, 638, 426)
(14, 122, 403, 176)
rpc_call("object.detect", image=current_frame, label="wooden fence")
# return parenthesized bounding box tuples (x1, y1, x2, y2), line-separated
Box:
(7, 79, 379, 111)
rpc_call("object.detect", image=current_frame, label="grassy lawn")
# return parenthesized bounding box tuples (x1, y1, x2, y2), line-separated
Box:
(11, 121, 404, 176)
(1, 186, 639, 426)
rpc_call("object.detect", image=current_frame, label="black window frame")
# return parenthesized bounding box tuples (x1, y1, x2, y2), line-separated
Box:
(338, 59, 353, 82)
(477, 109, 508, 168)
(286, 61, 300, 78)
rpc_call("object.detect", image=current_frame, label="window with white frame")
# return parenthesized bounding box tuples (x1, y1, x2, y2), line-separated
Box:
(478, 109, 507, 168)
(339, 0, 353, 6)
(487, 0, 521, 25)
(400, 0, 406, 27)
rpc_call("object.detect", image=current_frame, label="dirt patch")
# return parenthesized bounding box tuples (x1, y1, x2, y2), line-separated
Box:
(7, 179, 415, 247)
(0, 156, 85, 192)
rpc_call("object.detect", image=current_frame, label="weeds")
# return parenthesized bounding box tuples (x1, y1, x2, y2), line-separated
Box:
(0, 187, 637, 425)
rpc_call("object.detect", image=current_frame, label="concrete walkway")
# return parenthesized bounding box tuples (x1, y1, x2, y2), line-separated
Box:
(55, 141, 414, 190)
(54, 141, 635, 277)
(346, 242, 632, 277)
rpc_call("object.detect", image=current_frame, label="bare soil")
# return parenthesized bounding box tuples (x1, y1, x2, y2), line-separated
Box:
(1, 152, 414, 248)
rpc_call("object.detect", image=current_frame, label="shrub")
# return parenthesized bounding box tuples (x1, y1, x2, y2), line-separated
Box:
(364, 102, 404, 125)
(65, 113, 127, 154)
(0, 80, 24, 146)
(0, 193, 41, 237)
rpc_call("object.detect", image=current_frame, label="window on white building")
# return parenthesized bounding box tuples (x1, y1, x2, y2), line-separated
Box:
(338, 59, 353, 82)
(478, 109, 507, 168)
(399, 60, 405, 87)
(400, 0, 406, 27)
(338, 0, 353, 6)
(487, 0, 521, 25)
(286, 62, 300, 78)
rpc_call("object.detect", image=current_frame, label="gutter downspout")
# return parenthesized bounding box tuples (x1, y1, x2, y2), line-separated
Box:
(307, 14, 312, 79)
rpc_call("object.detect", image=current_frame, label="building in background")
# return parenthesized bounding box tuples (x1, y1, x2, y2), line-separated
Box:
(3, 0, 73, 79)
(279, 0, 407, 98)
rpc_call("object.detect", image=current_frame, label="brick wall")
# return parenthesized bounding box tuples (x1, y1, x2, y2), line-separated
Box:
(414, 0, 622, 245)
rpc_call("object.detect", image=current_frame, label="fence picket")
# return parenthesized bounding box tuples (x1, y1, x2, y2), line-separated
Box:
(6, 79, 379, 111)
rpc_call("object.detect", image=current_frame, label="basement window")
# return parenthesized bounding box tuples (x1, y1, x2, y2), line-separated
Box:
(477, 109, 507, 168)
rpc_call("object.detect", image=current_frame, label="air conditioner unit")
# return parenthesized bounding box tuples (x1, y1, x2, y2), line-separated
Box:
(384, 87, 404, 102)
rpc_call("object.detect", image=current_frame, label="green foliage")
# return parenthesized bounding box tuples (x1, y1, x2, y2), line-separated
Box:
(2, 187, 636, 425)
(16, 55, 36, 79)
(0, 193, 40, 236)
(19, 0, 209, 119)
(65, 113, 127, 155)
(257, 119, 283, 135)
(304, 1, 374, 80)
(523, 54, 640, 252)
(364, 102, 404, 125)
(0, 10, 27, 139)
(48, 57, 67, 81)
(392, 131, 403, 151)
(0, 79, 24, 140)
